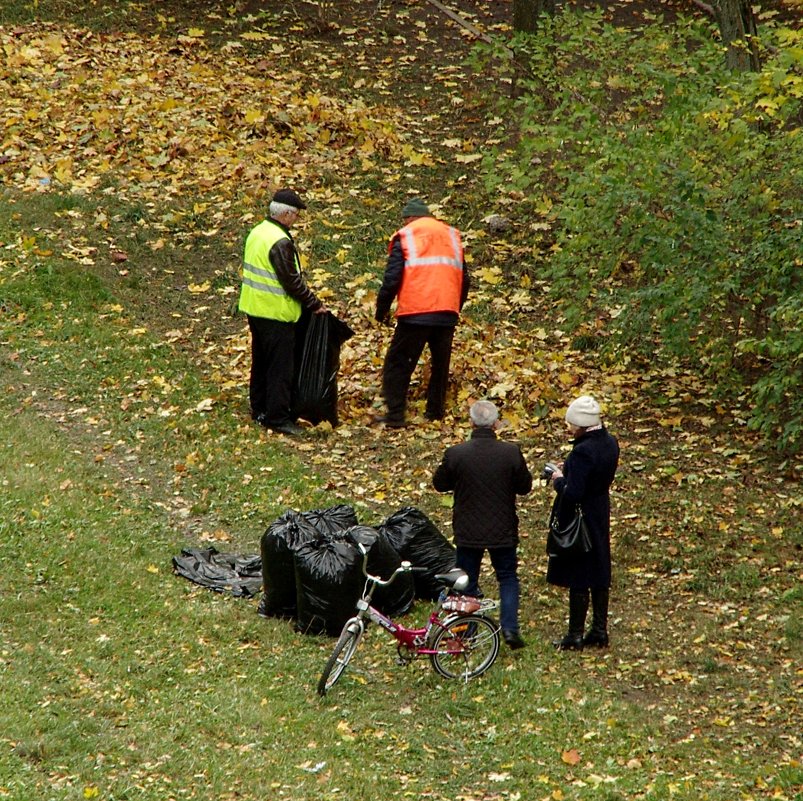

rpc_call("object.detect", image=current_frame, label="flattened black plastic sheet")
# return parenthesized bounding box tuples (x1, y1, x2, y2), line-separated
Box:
(379, 507, 456, 600)
(172, 547, 262, 598)
(292, 311, 354, 426)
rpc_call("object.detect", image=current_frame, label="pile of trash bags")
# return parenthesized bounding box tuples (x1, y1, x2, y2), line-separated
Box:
(260, 505, 456, 635)
(173, 505, 456, 637)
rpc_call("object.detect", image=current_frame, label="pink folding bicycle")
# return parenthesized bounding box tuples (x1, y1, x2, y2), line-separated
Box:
(317, 543, 501, 695)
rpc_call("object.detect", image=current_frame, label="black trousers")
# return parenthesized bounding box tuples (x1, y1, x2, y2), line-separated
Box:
(247, 315, 296, 426)
(382, 320, 455, 421)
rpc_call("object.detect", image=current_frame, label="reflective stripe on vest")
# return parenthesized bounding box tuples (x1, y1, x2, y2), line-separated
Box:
(395, 217, 464, 317)
(238, 219, 302, 322)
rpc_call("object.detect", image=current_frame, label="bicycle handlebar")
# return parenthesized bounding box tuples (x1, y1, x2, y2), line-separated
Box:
(357, 542, 423, 587)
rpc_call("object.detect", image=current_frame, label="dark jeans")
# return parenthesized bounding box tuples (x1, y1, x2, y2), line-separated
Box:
(382, 320, 454, 421)
(247, 315, 296, 426)
(455, 545, 520, 634)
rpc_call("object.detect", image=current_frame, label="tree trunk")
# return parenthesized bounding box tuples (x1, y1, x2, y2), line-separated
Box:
(715, 0, 761, 72)
(513, 0, 556, 34)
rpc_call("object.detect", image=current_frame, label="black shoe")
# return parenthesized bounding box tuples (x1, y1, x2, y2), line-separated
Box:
(257, 597, 269, 619)
(582, 630, 609, 648)
(502, 629, 526, 650)
(254, 414, 302, 435)
(424, 412, 443, 422)
(272, 422, 303, 436)
(553, 634, 584, 651)
(373, 414, 406, 428)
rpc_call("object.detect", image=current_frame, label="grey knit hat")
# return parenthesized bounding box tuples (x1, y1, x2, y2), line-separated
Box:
(401, 198, 430, 218)
(565, 395, 601, 427)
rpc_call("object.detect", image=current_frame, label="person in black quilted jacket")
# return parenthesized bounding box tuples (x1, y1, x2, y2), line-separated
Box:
(433, 400, 533, 649)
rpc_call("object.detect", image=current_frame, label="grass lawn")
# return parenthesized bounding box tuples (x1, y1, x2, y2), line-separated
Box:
(1, 2, 800, 800)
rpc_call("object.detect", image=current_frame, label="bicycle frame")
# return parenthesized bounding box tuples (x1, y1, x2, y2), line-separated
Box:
(318, 543, 502, 695)
(355, 589, 461, 656)
(347, 547, 498, 656)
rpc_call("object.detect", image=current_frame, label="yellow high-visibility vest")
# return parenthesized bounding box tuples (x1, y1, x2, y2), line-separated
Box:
(238, 219, 302, 322)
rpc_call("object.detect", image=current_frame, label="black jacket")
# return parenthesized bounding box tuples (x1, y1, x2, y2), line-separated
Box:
(547, 426, 619, 589)
(433, 427, 532, 548)
(268, 219, 322, 312)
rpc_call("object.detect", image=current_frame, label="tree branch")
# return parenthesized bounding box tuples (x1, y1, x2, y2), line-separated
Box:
(422, 0, 495, 46)
(689, 0, 716, 18)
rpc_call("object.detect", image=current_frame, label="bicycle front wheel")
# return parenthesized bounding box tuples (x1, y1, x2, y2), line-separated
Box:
(429, 614, 500, 680)
(317, 620, 363, 696)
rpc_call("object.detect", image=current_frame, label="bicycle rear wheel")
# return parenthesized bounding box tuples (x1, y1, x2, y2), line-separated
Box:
(317, 620, 363, 696)
(429, 614, 500, 680)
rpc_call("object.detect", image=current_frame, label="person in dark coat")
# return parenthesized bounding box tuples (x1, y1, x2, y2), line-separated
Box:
(548, 395, 619, 650)
(433, 400, 533, 649)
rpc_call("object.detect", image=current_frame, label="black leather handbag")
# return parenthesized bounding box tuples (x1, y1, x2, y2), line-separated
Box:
(547, 495, 592, 557)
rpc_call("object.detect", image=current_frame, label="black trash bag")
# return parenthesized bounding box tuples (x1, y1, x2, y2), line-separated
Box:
(293, 536, 363, 635)
(344, 525, 415, 617)
(301, 504, 359, 537)
(292, 310, 355, 426)
(378, 507, 456, 600)
(172, 547, 262, 598)
(259, 511, 321, 618)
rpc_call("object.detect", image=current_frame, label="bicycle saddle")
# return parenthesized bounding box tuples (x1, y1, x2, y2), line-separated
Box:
(435, 568, 470, 593)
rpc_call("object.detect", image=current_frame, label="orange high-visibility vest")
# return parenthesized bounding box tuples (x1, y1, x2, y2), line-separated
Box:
(392, 217, 464, 317)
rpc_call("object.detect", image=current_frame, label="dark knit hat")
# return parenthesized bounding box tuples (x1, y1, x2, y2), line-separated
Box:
(401, 198, 430, 218)
(272, 188, 307, 210)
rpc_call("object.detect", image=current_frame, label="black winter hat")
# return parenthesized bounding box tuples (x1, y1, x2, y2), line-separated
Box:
(272, 188, 307, 210)
(402, 198, 430, 218)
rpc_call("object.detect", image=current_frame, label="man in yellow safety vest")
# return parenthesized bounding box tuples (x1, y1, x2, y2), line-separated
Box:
(239, 188, 326, 435)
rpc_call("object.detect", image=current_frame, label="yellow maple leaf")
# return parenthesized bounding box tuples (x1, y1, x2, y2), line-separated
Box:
(476, 267, 502, 285)
(243, 109, 264, 125)
(489, 380, 516, 398)
(336, 721, 355, 741)
(405, 150, 433, 166)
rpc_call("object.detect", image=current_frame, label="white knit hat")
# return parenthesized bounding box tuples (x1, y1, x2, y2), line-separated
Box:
(565, 395, 601, 427)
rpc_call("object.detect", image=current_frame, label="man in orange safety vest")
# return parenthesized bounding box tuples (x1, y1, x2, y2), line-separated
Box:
(374, 198, 469, 428)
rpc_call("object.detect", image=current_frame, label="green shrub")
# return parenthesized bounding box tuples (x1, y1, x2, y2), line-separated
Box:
(474, 14, 803, 452)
